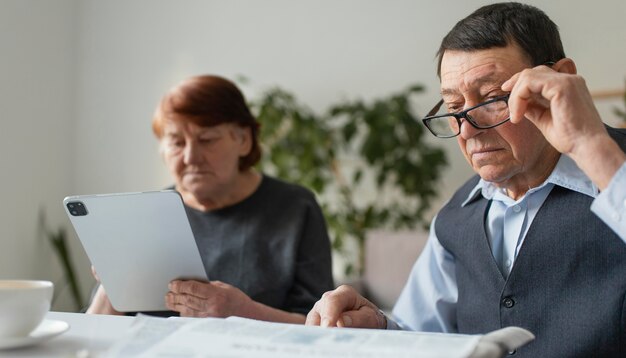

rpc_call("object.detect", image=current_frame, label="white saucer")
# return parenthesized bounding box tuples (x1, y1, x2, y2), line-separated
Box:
(0, 319, 69, 350)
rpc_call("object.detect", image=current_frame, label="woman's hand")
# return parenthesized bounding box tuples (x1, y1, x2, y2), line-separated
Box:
(86, 266, 123, 315)
(166, 280, 254, 318)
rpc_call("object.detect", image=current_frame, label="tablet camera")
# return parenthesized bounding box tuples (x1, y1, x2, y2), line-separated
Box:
(67, 201, 88, 216)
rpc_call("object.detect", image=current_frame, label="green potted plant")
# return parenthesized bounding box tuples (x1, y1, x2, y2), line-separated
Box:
(252, 84, 447, 278)
(38, 208, 84, 311)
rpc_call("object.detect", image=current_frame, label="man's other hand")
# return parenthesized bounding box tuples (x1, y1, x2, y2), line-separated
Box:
(305, 285, 386, 329)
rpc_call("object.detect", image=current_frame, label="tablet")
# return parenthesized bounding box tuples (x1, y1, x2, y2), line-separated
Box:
(63, 190, 208, 312)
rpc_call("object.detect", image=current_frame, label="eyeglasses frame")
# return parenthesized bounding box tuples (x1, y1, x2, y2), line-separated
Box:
(422, 61, 556, 139)
(421, 94, 511, 138)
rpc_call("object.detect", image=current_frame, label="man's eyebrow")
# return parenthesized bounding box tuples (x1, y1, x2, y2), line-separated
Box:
(441, 74, 504, 98)
(441, 88, 459, 97)
(472, 74, 504, 90)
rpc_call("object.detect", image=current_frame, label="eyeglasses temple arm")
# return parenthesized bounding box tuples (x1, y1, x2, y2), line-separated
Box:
(426, 99, 444, 117)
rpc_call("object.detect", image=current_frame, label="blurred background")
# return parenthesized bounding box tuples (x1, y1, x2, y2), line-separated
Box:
(1, 0, 624, 311)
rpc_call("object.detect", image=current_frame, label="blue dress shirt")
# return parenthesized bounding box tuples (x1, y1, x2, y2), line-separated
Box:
(388, 156, 626, 331)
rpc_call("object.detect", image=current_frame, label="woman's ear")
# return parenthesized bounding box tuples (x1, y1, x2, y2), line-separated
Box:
(553, 58, 577, 75)
(158, 141, 167, 162)
(234, 126, 253, 156)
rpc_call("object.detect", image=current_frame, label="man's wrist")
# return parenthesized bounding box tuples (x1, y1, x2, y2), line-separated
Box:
(570, 134, 626, 190)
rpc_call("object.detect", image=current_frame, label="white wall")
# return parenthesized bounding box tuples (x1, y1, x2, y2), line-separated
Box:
(72, 0, 626, 199)
(2, 0, 625, 310)
(0, 0, 81, 311)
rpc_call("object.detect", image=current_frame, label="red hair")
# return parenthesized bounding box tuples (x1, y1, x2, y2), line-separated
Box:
(152, 75, 261, 170)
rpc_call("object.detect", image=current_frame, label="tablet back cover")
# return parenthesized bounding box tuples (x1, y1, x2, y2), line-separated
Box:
(63, 190, 207, 312)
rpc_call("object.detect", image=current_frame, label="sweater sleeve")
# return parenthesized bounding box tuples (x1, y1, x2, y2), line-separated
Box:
(281, 194, 334, 314)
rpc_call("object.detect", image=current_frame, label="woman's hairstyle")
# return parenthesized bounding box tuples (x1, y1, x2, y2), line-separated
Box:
(436, 2, 565, 76)
(152, 75, 261, 170)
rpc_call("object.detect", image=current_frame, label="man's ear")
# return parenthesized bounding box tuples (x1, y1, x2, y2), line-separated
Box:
(553, 58, 577, 75)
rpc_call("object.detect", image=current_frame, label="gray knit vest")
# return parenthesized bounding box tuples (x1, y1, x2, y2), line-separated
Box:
(436, 127, 626, 357)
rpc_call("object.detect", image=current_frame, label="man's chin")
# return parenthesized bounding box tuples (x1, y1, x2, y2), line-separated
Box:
(475, 166, 510, 185)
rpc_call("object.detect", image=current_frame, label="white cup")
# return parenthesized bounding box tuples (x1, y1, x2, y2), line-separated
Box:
(0, 280, 54, 337)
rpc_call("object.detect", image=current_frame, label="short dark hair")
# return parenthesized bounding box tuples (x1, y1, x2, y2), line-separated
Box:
(152, 75, 261, 170)
(436, 2, 565, 76)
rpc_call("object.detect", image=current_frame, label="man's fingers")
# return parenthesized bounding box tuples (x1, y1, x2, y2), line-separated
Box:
(507, 93, 530, 124)
(503, 65, 555, 124)
(501, 71, 520, 92)
(507, 72, 551, 125)
(317, 286, 362, 327)
(337, 306, 385, 329)
(505, 70, 535, 124)
(305, 308, 321, 326)
(307, 285, 380, 328)
(305, 287, 352, 327)
(305, 285, 382, 328)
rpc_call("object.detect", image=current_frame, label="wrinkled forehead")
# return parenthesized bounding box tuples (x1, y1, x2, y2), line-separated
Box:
(439, 46, 531, 96)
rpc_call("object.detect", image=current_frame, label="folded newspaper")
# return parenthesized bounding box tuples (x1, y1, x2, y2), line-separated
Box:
(105, 315, 534, 358)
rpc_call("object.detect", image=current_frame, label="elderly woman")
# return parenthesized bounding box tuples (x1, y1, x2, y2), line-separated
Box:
(87, 75, 334, 323)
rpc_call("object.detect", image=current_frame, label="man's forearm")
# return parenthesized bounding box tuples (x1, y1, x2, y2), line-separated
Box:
(569, 133, 626, 190)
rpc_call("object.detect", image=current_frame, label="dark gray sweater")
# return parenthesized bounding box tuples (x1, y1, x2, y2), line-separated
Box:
(184, 175, 334, 314)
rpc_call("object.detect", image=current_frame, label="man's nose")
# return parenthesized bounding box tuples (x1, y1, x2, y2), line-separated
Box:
(458, 117, 485, 140)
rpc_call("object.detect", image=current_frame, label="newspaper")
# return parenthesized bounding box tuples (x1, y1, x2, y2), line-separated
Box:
(105, 315, 533, 358)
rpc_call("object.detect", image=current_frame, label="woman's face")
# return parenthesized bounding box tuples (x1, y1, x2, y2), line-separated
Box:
(160, 118, 252, 202)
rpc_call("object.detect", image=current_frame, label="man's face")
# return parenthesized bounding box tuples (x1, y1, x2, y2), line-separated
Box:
(440, 44, 557, 189)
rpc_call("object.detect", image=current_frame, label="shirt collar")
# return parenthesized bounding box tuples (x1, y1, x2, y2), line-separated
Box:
(461, 154, 598, 207)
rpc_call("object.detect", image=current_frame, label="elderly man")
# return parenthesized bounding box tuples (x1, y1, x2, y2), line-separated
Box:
(306, 3, 626, 357)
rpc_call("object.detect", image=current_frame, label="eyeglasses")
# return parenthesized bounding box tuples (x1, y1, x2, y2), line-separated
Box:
(422, 94, 511, 138)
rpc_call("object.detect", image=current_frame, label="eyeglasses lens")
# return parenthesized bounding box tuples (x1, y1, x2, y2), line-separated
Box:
(426, 98, 509, 137)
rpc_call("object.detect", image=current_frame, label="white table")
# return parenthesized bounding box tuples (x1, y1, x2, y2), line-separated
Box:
(0, 312, 519, 357)
(0, 312, 133, 357)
